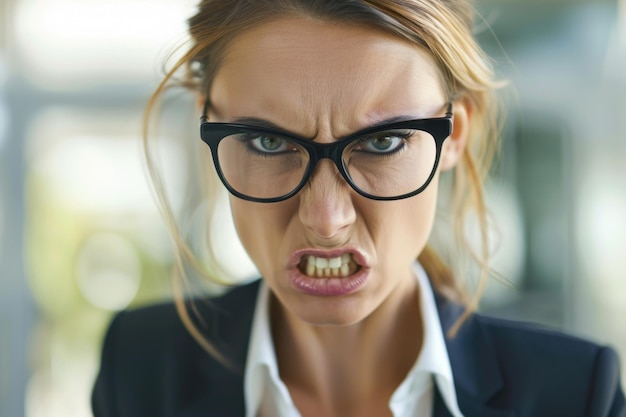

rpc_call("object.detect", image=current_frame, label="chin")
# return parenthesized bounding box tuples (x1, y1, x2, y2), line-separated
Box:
(280, 291, 379, 327)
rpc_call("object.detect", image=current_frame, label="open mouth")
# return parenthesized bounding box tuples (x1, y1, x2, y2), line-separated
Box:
(297, 253, 361, 278)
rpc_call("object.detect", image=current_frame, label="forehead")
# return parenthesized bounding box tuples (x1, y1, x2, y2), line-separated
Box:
(209, 16, 445, 135)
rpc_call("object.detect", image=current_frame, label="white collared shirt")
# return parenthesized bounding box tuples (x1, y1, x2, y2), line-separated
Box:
(243, 263, 464, 417)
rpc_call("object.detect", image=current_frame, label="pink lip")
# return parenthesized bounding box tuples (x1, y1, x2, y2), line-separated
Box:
(288, 267, 370, 296)
(286, 247, 371, 297)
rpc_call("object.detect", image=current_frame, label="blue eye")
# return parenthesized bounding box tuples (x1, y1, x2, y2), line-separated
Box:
(358, 132, 409, 154)
(250, 135, 288, 153)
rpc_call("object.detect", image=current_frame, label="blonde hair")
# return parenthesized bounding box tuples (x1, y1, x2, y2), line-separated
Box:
(143, 0, 502, 364)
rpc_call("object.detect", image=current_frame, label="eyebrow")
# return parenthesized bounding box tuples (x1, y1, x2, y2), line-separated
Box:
(231, 117, 291, 131)
(229, 114, 420, 140)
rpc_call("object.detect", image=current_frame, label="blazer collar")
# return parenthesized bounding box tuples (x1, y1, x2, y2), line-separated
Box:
(180, 280, 515, 417)
(434, 291, 515, 417)
(179, 280, 260, 417)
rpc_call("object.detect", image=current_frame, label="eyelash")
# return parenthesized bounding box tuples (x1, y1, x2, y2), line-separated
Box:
(353, 131, 413, 156)
(235, 135, 282, 157)
(235, 130, 415, 159)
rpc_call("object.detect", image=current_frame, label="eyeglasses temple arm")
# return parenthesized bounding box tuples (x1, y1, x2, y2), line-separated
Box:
(200, 99, 210, 123)
(445, 101, 453, 118)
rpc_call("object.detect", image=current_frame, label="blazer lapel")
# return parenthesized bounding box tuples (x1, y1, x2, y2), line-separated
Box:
(175, 280, 515, 417)
(434, 292, 515, 417)
(178, 280, 262, 417)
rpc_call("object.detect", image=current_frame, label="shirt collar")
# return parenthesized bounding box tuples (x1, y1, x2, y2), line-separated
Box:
(244, 262, 464, 417)
(407, 262, 464, 417)
(244, 282, 296, 417)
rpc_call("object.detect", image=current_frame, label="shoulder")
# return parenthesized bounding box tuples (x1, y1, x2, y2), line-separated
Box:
(438, 293, 622, 384)
(436, 291, 624, 416)
(117, 277, 258, 332)
(92, 279, 261, 417)
(475, 312, 612, 361)
(101, 278, 260, 362)
(474, 312, 621, 371)
(474, 313, 624, 416)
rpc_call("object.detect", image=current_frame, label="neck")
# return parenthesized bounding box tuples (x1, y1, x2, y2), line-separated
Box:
(271, 275, 423, 415)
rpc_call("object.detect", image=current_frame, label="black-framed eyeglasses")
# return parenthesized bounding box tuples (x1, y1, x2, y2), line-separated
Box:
(200, 102, 453, 203)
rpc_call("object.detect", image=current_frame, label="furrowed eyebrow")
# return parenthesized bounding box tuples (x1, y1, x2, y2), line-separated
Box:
(229, 117, 316, 140)
(231, 117, 286, 131)
(229, 115, 421, 141)
(363, 115, 417, 130)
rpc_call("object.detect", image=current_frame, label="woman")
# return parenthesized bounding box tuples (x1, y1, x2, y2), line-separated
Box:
(92, 1, 625, 416)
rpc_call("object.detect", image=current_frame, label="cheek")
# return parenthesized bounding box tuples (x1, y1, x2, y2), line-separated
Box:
(229, 197, 296, 272)
(229, 199, 268, 270)
(378, 178, 439, 259)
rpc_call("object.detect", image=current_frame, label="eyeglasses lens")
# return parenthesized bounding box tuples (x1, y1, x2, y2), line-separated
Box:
(216, 129, 437, 200)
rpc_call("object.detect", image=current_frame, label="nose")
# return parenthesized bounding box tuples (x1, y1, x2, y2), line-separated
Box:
(298, 159, 357, 243)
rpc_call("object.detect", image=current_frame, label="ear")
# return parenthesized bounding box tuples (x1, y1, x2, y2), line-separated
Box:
(439, 97, 472, 171)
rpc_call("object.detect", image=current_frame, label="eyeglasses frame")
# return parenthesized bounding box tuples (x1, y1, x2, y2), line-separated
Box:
(200, 102, 453, 203)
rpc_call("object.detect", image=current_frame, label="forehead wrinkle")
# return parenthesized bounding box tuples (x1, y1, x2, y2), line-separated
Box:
(212, 17, 446, 139)
(358, 62, 445, 125)
(295, 57, 398, 140)
(301, 78, 358, 142)
(323, 56, 441, 138)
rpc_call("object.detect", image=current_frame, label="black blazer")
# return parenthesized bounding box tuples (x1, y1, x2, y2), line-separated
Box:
(92, 279, 625, 417)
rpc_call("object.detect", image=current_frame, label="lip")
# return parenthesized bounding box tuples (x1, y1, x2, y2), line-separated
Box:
(288, 266, 370, 296)
(286, 247, 371, 297)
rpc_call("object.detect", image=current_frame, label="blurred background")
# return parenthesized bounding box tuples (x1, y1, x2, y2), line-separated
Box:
(0, 0, 625, 415)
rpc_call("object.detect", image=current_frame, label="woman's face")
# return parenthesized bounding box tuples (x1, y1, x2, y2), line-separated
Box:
(209, 17, 468, 326)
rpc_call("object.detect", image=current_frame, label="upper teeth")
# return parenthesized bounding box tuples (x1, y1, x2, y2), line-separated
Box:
(304, 254, 353, 278)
